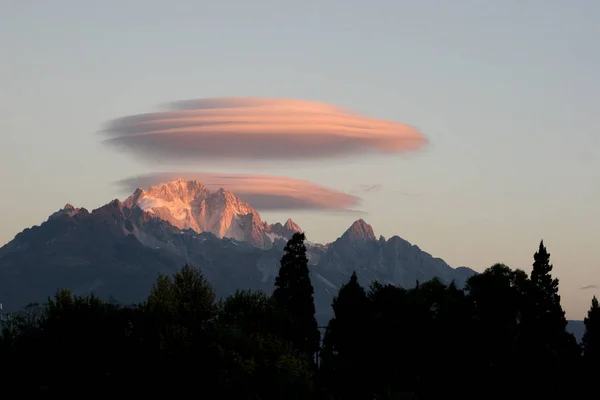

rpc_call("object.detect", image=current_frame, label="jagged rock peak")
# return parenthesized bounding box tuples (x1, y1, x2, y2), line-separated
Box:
(119, 178, 306, 248)
(266, 218, 303, 241)
(108, 199, 122, 208)
(122, 179, 274, 248)
(50, 203, 83, 219)
(284, 218, 302, 232)
(341, 219, 376, 242)
(145, 179, 209, 203)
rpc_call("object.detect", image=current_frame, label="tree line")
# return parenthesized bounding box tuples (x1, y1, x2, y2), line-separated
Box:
(0, 233, 598, 399)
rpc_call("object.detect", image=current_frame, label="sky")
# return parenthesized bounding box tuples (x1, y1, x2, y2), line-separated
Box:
(1, 0, 599, 319)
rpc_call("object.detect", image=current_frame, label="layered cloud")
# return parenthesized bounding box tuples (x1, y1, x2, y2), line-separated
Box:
(101, 97, 427, 163)
(580, 284, 598, 290)
(115, 172, 361, 212)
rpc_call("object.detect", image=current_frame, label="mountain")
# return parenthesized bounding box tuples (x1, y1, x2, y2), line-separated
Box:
(268, 218, 303, 241)
(0, 198, 282, 311)
(122, 179, 301, 249)
(567, 320, 585, 343)
(307, 219, 477, 316)
(0, 179, 476, 323)
(314, 218, 476, 289)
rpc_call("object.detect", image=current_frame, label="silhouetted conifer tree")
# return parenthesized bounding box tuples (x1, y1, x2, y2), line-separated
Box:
(526, 241, 579, 396)
(273, 232, 320, 365)
(582, 296, 600, 361)
(530, 241, 567, 333)
(321, 271, 370, 399)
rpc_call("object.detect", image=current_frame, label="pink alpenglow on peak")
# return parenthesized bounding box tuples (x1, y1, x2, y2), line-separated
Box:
(341, 219, 377, 242)
(49, 203, 87, 219)
(101, 97, 428, 164)
(116, 172, 361, 212)
(122, 178, 305, 249)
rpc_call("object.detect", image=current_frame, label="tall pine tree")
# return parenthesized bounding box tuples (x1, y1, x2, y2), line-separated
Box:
(530, 240, 567, 334)
(582, 296, 600, 361)
(321, 271, 370, 399)
(272, 232, 320, 365)
(525, 240, 579, 396)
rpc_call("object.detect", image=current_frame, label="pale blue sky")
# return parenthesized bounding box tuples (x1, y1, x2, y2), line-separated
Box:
(1, 0, 598, 318)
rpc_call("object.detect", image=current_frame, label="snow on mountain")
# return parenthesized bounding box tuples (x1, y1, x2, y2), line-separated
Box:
(123, 178, 301, 249)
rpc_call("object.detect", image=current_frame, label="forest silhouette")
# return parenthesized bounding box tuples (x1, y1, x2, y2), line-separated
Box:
(1, 233, 598, 399)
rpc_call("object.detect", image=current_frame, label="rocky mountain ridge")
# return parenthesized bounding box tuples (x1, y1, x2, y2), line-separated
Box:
(122, 179, 301, 249)
(0, 179, 476, 323)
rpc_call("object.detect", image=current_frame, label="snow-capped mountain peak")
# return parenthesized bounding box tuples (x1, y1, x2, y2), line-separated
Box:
(123, 179, 300, 249)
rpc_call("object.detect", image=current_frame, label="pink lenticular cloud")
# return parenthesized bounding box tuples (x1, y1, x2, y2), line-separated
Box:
(115, 172, 362, 212)
(102, 97, 427, 163)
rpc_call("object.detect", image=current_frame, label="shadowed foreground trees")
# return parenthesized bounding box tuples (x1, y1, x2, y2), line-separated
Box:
(0, 238, 596, 399)
(1, 265, 313, 399)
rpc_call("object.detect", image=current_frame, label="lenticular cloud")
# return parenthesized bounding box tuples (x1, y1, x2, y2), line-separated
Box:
(115, 172, 361, 211)
(101, 97, 427, 163)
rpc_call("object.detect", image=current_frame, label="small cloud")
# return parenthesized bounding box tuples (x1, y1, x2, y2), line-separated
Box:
(100, 97, 428, 165)
(115, 172, 362, 212)
(351, 184, 421, 197)
(354, 184, 383, 193)
(325, 209, 370, 217)
(580, 284, 598, 290)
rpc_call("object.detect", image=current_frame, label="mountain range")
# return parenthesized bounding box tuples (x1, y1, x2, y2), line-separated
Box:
(0, 179, 482, 323)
